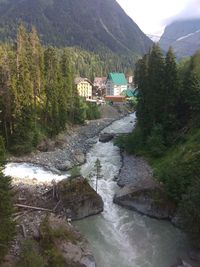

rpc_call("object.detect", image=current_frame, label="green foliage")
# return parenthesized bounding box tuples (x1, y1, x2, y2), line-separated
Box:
(0, 137, 15, 262)
(85, 102, 101, 120)
(0, 25, 105, 155)
(16, 239, 44, 267)
(69, 166, 81, 179)
(40, 217, 66, 267)
(179, 179, 200, 247)
(119, 47, 200, 246)
(146, 124, 166, 157)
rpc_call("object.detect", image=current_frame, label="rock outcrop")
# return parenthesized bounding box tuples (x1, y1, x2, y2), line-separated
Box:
(114, 182, 175, 219)
(99, 133, 114, 143)
(58, 176, 104, 220)
(114, 153, 175, 219)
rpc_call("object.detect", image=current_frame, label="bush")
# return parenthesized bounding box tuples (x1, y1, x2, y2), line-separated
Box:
(146, 124, 166, 157)
(16, 239, 44, 267)
(86, 102, 100, 120)
(114, 126, 145, 155)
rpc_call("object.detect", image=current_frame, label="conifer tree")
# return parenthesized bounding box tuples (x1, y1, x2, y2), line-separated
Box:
(163, 47, 180, 137)
(0, 137, 15, 262)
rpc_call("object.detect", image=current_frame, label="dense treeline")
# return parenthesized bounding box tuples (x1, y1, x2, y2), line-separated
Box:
(118, 44, 200, 246)
(68, 46, 135, 81)
(0, 25, 101, 155)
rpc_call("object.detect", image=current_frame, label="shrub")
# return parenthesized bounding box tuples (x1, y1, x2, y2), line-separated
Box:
(146, 124, 166, 157)
(16, 239, 44, 267)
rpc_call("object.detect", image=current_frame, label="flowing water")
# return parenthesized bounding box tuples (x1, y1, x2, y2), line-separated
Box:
(75, 113, 190, 267)
(5, 114, 190, 267)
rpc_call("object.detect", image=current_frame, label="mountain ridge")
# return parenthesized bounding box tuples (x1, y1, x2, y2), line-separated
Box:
(0, 0, 152, 57)
(159, 19, 200, 58)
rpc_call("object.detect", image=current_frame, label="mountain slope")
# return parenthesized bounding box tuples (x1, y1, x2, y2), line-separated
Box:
(0, 0, 152, 56)
(160, 19, 200, 58)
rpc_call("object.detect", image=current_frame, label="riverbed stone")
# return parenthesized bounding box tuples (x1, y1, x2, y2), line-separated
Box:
(99, 133, 114, 143)
(58, 176, 104, 220)
(56, 160, 73, 171)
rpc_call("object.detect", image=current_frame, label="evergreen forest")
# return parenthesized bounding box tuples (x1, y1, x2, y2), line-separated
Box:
(117, 44, 200, 247)
(0, 24, 121, 156)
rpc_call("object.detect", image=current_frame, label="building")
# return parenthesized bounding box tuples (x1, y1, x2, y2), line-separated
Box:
(106, 73, 128, 96)
(74, 77, 93, 98)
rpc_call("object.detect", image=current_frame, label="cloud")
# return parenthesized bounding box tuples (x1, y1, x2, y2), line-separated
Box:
(163, 0, 200, 26)
(178, 0, 200, 19)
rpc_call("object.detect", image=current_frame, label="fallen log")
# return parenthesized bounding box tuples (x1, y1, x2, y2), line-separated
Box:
(15, 204, 52, 212)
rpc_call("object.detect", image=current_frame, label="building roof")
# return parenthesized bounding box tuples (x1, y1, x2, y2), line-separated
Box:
(121, 89, 134, 97)
(107, 73, 128, 85)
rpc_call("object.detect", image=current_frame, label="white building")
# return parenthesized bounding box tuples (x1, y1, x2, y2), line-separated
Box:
(106, 73, 128, 96)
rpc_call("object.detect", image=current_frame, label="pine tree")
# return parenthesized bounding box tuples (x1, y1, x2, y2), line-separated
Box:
(163, 47, 180, 138)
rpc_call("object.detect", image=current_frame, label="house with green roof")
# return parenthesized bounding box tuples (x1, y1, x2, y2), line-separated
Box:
(106, 73, 128, 96)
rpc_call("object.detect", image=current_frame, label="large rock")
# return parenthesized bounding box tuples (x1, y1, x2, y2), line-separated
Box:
(117, 153, 153, 187)
(58, 176, 104, 220)
(40, 214, 96, 267)
(114, 182, 175, 219)
(99, 133, 114, 143)
(56, 160, 74, 171)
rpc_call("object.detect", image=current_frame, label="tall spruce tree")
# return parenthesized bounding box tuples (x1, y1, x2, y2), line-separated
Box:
(163, 47, 180, 138)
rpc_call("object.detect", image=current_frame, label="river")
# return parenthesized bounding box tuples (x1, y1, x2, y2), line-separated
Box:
(76, 113, 190, 267)
(4, 114, 190, 267)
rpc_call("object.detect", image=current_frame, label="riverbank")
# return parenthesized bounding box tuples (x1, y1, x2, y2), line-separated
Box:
(114, 152, 199, 267)
(4, 110, 195, 267)
(9, 105, 130, 172)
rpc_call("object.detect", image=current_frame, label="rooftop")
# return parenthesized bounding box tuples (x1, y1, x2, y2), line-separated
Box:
(107, 73, 128, 85)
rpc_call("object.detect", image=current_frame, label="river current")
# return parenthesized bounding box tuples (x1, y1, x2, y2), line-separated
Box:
(76, 113, 189, 267)
(4, 114, 190, 267)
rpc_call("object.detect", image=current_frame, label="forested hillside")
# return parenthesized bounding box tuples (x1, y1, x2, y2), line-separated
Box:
(117, 44, 200, 246)
(0, 0, 152, 58)
(0, 25, 102, 156)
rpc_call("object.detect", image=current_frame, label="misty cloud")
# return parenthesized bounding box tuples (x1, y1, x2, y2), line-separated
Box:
(163, 0, 200, 27)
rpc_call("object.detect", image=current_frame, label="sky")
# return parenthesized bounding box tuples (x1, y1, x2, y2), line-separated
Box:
(116, 0, 200, 38)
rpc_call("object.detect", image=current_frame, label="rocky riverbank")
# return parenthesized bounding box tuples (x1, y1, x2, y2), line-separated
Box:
(114, 152, 199, 267)
(114, 152, 175, 219)
(4, 105, 131, 266)
(9, 105, 130, 172)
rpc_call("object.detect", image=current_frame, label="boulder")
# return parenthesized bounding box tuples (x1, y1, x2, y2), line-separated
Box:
(40, 214, 96, 267)
(99, 133, 114, 143)
(113, 183, 175, 219)
(56, 160, 73, 171)
(58, 176, 104, 220)
(74, 149, 85, 164)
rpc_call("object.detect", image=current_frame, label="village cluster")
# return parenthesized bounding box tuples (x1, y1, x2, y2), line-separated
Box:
(75, 72, 137, 104)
